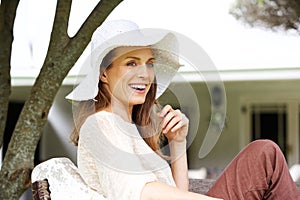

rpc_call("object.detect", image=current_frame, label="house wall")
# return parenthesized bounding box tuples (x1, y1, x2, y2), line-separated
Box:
(178, 80, 300, 177)
(8, 79, 300, 177)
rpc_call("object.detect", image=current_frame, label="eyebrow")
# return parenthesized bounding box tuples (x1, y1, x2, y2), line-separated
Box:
(125, 56, 155, 61)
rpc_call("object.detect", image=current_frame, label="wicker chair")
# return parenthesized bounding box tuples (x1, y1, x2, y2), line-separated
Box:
(32, 179, 51, 200)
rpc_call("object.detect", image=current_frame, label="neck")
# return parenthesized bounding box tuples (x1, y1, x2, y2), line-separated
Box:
(105, 97, 133, 123)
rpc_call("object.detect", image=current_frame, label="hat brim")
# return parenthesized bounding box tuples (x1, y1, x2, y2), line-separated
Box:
(65, 28, 180, 101)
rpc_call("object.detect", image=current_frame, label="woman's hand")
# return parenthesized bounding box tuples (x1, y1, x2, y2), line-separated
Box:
(158, 105, 189, 143)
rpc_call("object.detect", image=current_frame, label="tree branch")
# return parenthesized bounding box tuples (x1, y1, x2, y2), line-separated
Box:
(0, 0, 123, 198)
(48, 0, 72, 51)
(66, 0, 124, 68)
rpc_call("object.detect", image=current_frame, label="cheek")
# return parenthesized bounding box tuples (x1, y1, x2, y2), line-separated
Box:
(106, 69, 126, 86)
(149, 69, 155, 82)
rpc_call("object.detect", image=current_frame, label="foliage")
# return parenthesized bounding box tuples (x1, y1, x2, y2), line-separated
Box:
(230, 0, 300, 34)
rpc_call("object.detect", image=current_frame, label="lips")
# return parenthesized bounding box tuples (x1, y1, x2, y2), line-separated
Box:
(129, 83, 147, 93)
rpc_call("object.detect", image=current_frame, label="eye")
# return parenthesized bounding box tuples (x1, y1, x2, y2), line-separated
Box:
(126, 61, 137, 67)
(146, 62, 154, 68)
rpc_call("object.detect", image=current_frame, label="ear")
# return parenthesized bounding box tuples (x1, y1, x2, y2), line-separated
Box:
(100, 72, 109, 84)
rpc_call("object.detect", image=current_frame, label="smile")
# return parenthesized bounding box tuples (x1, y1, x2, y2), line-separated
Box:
(129, 84, 147, 93)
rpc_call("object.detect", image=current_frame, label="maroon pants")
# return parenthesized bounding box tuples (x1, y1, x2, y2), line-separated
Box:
(206, 140, 300, 200)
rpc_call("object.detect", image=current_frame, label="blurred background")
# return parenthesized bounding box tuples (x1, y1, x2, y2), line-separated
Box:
(1, 0, 300, 198)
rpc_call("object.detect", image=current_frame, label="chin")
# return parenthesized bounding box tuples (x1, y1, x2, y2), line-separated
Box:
(129, 97, 146, 106)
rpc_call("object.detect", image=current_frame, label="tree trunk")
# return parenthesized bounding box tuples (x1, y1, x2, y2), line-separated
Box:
(0, 0, 19, 149)
(0, 0, 123, 198)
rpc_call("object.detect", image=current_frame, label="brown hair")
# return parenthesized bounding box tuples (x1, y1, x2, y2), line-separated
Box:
(71, 47, 164, 153)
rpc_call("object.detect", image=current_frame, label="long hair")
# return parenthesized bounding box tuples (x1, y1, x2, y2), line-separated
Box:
(71, 47, 164, 154)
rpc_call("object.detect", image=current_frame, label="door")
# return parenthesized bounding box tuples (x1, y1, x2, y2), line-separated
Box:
(251, 104, 287, 157)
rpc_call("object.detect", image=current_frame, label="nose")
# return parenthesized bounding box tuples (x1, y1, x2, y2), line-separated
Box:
(137, 64, 152, 78)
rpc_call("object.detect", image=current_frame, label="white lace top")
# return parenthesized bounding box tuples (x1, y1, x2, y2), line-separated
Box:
(77, 111, 176, 200)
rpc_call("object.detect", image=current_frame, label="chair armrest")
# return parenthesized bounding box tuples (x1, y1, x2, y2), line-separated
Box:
(32, 179, 51, 200)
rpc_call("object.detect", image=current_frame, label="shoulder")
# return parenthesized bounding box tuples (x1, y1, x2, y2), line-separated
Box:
(79, 111, 115, 145)
(79, 111, 114, 136)
(83, 111, 114, 127)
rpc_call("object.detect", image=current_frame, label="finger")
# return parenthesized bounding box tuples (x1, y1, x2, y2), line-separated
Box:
(169, 112, 188, 133)
(158, 104, 172, 117)
(161, 111, 176, 130)
(170, 120, 183, 133)
(163, 115, 182, 133)
(161, 109, 182, 129)
(162, 110, 182, 132)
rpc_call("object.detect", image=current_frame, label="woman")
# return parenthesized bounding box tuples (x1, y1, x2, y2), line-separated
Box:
(66, 20, 300, 200)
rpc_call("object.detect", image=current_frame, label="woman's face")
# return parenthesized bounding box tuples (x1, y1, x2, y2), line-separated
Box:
(101, 46, 155, 108)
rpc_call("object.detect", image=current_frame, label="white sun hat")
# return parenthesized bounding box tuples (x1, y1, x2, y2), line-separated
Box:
(65, 19, 181, 101)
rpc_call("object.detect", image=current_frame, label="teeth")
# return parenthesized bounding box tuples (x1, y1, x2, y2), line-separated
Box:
(130, 84, 146, 90)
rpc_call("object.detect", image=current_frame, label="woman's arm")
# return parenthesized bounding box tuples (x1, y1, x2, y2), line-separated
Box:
(153, 106, 223, 199)
(158, 105, 190, 189)
(169, 140, 189, 190)
(141, 181, 222, 200)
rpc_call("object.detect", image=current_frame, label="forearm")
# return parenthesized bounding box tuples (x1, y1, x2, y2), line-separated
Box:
(169, 140, 189, 190)
(141, 181, 222, 200)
